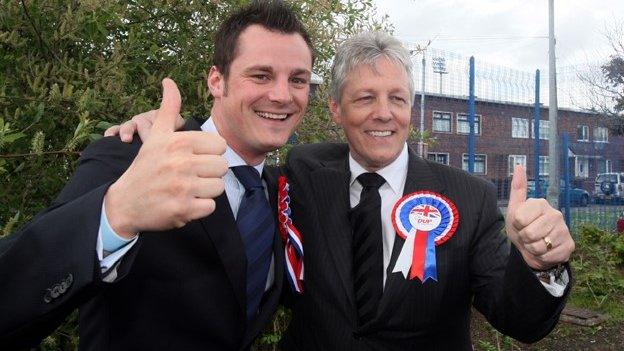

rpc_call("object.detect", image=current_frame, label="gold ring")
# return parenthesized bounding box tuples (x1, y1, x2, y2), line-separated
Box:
(543, 236, 553, 251)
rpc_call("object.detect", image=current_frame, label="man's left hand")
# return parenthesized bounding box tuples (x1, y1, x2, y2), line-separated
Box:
(505, 165, 575, 271)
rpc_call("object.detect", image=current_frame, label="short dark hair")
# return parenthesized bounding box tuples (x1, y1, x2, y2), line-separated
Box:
(213, 0, 315, 79)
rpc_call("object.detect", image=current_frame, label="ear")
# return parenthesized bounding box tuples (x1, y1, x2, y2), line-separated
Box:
(207, 66, 225, 98)
(329, 98, 342, 125)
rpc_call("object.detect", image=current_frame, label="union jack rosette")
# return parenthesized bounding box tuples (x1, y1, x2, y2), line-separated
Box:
(277, 176, 304, 294)
(391, 191, 459, 283)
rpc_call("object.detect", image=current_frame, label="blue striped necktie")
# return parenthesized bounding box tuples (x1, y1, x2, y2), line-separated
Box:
(231, 166, 274, 323)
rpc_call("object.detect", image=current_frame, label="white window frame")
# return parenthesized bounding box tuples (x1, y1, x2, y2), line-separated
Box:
(456, 113, 482, 135)
(531, 120, 550, 140)
(512, 117, 529, 138)
(427, 152, 450, 165)
(577, 125, 589, 142)
(539, 156, 549, 176)
(593, 127, 609, 143)
(508, 155, 527, 176)
(432, 111, 452, 133)
(462, 153, 487, 175)
(575, 156, 589, 178)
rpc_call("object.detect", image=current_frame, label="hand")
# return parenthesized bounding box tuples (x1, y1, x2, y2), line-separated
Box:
(104, 110, 185, 143)
(505, 165, 575, 270)
(104, 78, 228, 238)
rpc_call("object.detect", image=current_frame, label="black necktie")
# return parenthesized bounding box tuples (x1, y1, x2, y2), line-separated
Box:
(231, 166, 274, 324)
(349, 172, 385, 326)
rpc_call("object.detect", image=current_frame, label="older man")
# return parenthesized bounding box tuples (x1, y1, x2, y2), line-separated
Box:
(107, 32, 574, 350)
(0, 1, 313, 350)
(281, 32, 573, 350)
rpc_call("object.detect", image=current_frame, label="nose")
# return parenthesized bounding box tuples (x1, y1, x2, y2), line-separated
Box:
(268, 78, 293, 104)
(374, 97, 393, 122)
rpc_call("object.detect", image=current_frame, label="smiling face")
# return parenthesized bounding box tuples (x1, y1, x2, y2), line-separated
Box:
(330, 57, 412, 171)
(208, 24, 312, 165)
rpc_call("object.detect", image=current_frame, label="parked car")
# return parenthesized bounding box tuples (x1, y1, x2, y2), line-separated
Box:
(593, 172, 624, 204)
(527, 179, 591, 207)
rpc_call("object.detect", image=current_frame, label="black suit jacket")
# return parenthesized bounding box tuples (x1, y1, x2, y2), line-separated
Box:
(0, 118, 284, 351)
(281, 143, 570, 351)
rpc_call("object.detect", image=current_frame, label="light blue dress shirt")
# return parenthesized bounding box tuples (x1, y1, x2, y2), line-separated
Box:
(97, 118, 272, 285)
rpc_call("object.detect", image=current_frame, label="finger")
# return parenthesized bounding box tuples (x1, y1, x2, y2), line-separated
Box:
(119, 121, 137, 143)
(135, 114, 154, 142)
(104, 125, 120, 137)
(508, 164, 527, 213)
(190, 177, 226, 199)
(192, 154, 229, 178)
(177, 131, 227, 155)
(152, 78, 182, 133)
(512, 198, 550, 231)
(187, 198, 217, 220)
(517, 212, 557, 244)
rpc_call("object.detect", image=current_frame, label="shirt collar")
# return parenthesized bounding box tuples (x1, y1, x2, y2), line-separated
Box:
(201, 117, 265, 175)
(348, 143, 408, 194)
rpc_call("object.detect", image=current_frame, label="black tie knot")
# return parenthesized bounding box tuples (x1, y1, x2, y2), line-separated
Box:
(357, 172, 385, 190)
(231, 166, 263, 190)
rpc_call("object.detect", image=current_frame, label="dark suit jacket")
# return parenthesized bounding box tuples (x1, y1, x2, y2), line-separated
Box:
(0, 118, 284, 351)
(281, 143, 570, 351)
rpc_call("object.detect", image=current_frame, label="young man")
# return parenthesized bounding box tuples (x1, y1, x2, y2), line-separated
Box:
(0, 2, 314, 350)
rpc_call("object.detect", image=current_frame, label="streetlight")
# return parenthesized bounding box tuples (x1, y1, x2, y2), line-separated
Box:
(432, 56, 447, 94)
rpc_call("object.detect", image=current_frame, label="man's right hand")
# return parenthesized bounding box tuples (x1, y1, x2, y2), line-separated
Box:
(104, 78, 228, 238)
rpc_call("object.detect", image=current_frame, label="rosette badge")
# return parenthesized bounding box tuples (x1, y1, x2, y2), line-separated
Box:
(391, 191, 459, 283)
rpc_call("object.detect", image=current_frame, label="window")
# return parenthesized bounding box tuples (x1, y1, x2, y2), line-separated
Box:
(462, 154, 487, 175)
(508, 155, 527, 175)
(598, 159, 612, 173)
(594, 127, 608, 143)
(577, 125, 589, 142)
(539, 156, 549, 176)
(531, 120, 550, 140)
(457, 114, 481, 135)
(575, 156, 589, 178)
(432, 111, 452, 133)
(427, 152, 449, 165)
(512, 118, 529, 138)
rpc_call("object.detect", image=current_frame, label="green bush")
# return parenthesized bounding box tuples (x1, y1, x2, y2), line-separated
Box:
(570, 225, 624, 313)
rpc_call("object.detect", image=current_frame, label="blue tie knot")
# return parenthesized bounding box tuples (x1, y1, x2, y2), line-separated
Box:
(231, 166, 263, 191)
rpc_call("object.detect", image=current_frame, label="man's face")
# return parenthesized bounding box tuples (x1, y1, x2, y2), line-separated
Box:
(330, 57, 412, 171)
(208, 24, 312, 164)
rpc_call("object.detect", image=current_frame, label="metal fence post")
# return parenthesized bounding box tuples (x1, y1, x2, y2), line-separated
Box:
(468, 56, 476, 173)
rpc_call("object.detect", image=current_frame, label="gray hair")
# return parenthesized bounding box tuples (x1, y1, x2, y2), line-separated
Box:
(330, 31, 414, 103)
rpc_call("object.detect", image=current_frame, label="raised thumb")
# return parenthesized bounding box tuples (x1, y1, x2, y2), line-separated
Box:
(152, 78, 182, 133)
(508, 164, 527, 212)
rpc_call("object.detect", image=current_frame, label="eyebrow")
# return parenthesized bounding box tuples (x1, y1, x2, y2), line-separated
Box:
(245, 65, 311, 76)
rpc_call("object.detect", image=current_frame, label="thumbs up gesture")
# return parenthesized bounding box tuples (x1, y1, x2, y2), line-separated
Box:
(104, 78, 228, 238)
(505, 165, 575, 270)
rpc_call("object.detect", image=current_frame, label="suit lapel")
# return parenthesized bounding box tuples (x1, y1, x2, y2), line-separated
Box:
(376, 147, 446, 322)
(186, 118, 247, 319)
(310, 155, 356, 309)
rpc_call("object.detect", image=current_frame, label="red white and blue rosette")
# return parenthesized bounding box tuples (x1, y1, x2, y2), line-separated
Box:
(277, 176, 304, 294)
(391, 191, 459, 283)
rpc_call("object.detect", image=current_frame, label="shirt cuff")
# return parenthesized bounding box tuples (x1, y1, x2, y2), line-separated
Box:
(97, 200, 139, 276)
(537, 269, 569, 297)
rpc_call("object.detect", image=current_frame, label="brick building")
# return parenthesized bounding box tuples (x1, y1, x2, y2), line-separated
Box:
(411, 95, 624, 197)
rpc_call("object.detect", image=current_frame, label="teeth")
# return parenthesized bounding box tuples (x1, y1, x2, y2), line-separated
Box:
(368, 131, 392, 137)
(256, 111, 288, 120)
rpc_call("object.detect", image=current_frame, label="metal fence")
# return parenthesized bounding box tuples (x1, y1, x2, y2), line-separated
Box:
(408, 48, 624, 233)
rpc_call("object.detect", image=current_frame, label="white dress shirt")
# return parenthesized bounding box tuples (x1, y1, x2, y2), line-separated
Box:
(347, 143, 567, 296)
